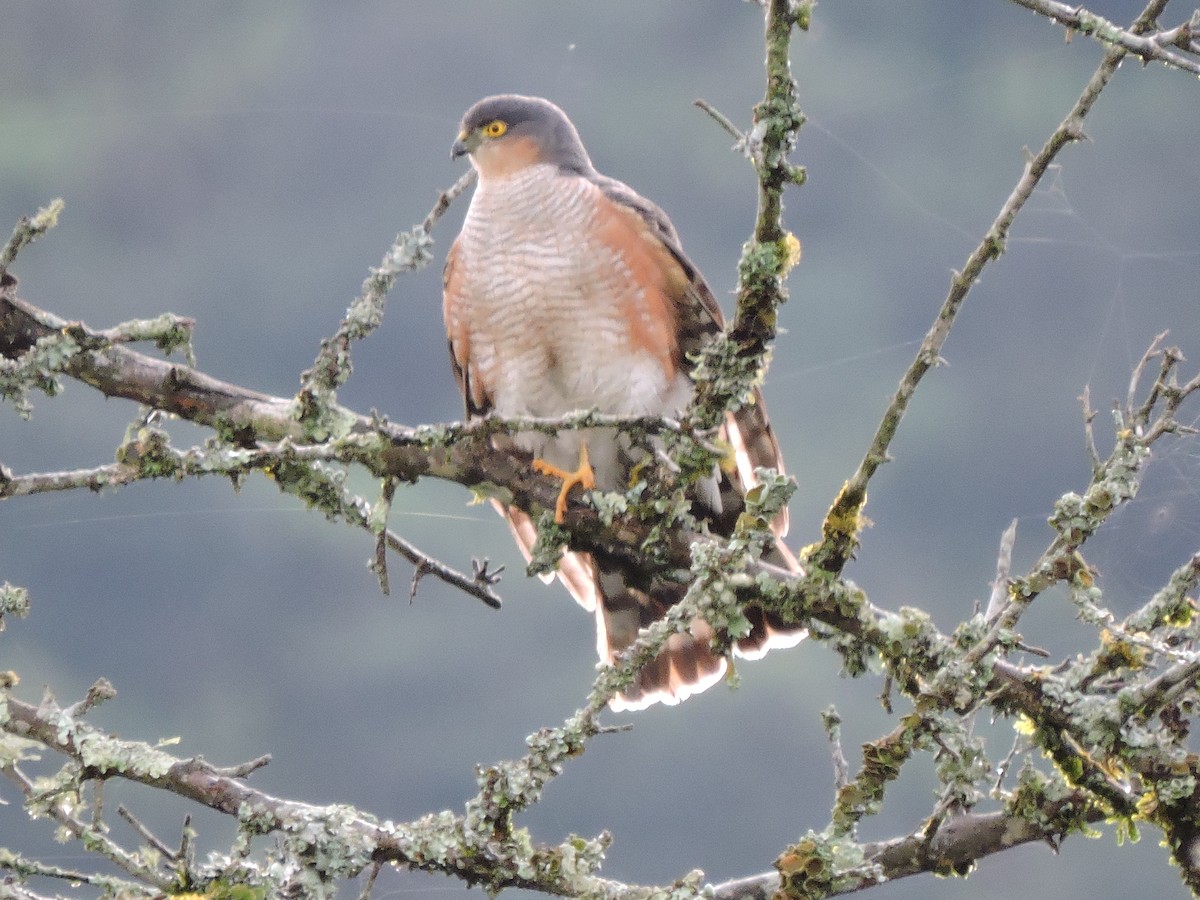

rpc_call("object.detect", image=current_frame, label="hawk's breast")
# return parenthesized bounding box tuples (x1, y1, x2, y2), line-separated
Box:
(451, 164, 689, 426)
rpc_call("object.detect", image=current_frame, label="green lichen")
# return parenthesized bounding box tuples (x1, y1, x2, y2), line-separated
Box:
(0, 582, 30, 627)
(1002, 759, 1096, 841)
(832, 713, 933, 835)
(0, 327, 80, 418)
(775, 829, 879, 899)
(527, 513, 569, 578)
(0, 198, 63, 272)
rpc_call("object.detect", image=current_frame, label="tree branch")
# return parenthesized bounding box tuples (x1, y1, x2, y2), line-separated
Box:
(713, 795, 1103, 899)
(812, 0, 1174, 574)
(1012, 0, 1200, 75)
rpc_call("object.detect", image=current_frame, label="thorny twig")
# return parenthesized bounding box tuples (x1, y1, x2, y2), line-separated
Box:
(1009, 0, 1200, 75)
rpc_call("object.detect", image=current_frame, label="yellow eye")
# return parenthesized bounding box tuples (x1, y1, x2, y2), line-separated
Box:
(482, 120, 508, 138)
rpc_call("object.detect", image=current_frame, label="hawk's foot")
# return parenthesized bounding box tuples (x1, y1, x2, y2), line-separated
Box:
(533, 443, 596, 524)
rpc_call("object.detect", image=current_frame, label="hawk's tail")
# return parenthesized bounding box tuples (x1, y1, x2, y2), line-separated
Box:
(596, 543, 805, 712)
(496, 488, 805, 711)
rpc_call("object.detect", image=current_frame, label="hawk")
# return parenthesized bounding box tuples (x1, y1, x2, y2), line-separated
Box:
(443, 94, 803, 710)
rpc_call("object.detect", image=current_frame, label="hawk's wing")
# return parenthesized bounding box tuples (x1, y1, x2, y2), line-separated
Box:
(443, 236, 491, 420)
(591, 173, 791, 541)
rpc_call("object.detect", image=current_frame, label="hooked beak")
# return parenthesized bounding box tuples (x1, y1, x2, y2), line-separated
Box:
(451, 129, 476, 160)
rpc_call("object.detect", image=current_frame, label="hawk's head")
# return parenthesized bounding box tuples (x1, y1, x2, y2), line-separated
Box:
(452, 94, 594, 178)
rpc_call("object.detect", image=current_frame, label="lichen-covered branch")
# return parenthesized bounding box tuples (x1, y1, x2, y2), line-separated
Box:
(688, 0, 808, 431)
(0, 687, 621, 898)
(712, 791, 1102, 900)
(5, 192, 1200, 900)
(296, 170, 476, 436)
(0, 199, 63, 275)
(0, 276, 298, 438)
(1009, 0, 1200, 75)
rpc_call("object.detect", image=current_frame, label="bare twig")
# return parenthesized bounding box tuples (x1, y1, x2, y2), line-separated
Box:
(211, 754, 272, 778)
(63, 678, 116, 717)
(984, 519, 1019, 625)
(821, 707, 850, 790)
(357, 860, 384, 900)
(384, 527, 502, 609)
(118, 805, 179, 860)
(1127, 330, 1170, 419)
(371, 477, 397, 596)
(1080, 385, 1101, 472)
(694, 97, 747, 143)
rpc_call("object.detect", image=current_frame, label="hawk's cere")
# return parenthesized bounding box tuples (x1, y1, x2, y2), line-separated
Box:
(444, 94, 803, 711)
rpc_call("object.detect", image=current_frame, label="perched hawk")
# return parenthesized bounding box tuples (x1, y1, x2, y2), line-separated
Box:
(443, 95, 803, 710)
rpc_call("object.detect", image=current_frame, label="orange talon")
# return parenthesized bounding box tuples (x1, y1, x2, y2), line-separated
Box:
(532, 443, 595, 523)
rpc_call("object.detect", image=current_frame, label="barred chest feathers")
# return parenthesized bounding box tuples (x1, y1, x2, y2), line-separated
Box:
(453, 163, 694, 484)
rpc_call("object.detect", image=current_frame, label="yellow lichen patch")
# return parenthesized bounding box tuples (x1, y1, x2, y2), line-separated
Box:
(775, 838, 830, 899)
(1165, 597, 1196, 627)
(1096, 628, 1147, 672)
(780, 231, 803, 274)
(823, 482, 868, 543)
(711, 437, 739, 476)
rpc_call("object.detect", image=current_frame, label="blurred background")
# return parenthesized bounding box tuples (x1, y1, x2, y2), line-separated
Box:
(3, 2, 1199, 897)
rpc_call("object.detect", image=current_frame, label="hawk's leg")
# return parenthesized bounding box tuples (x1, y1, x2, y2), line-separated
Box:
(532, 442, 596, 524)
